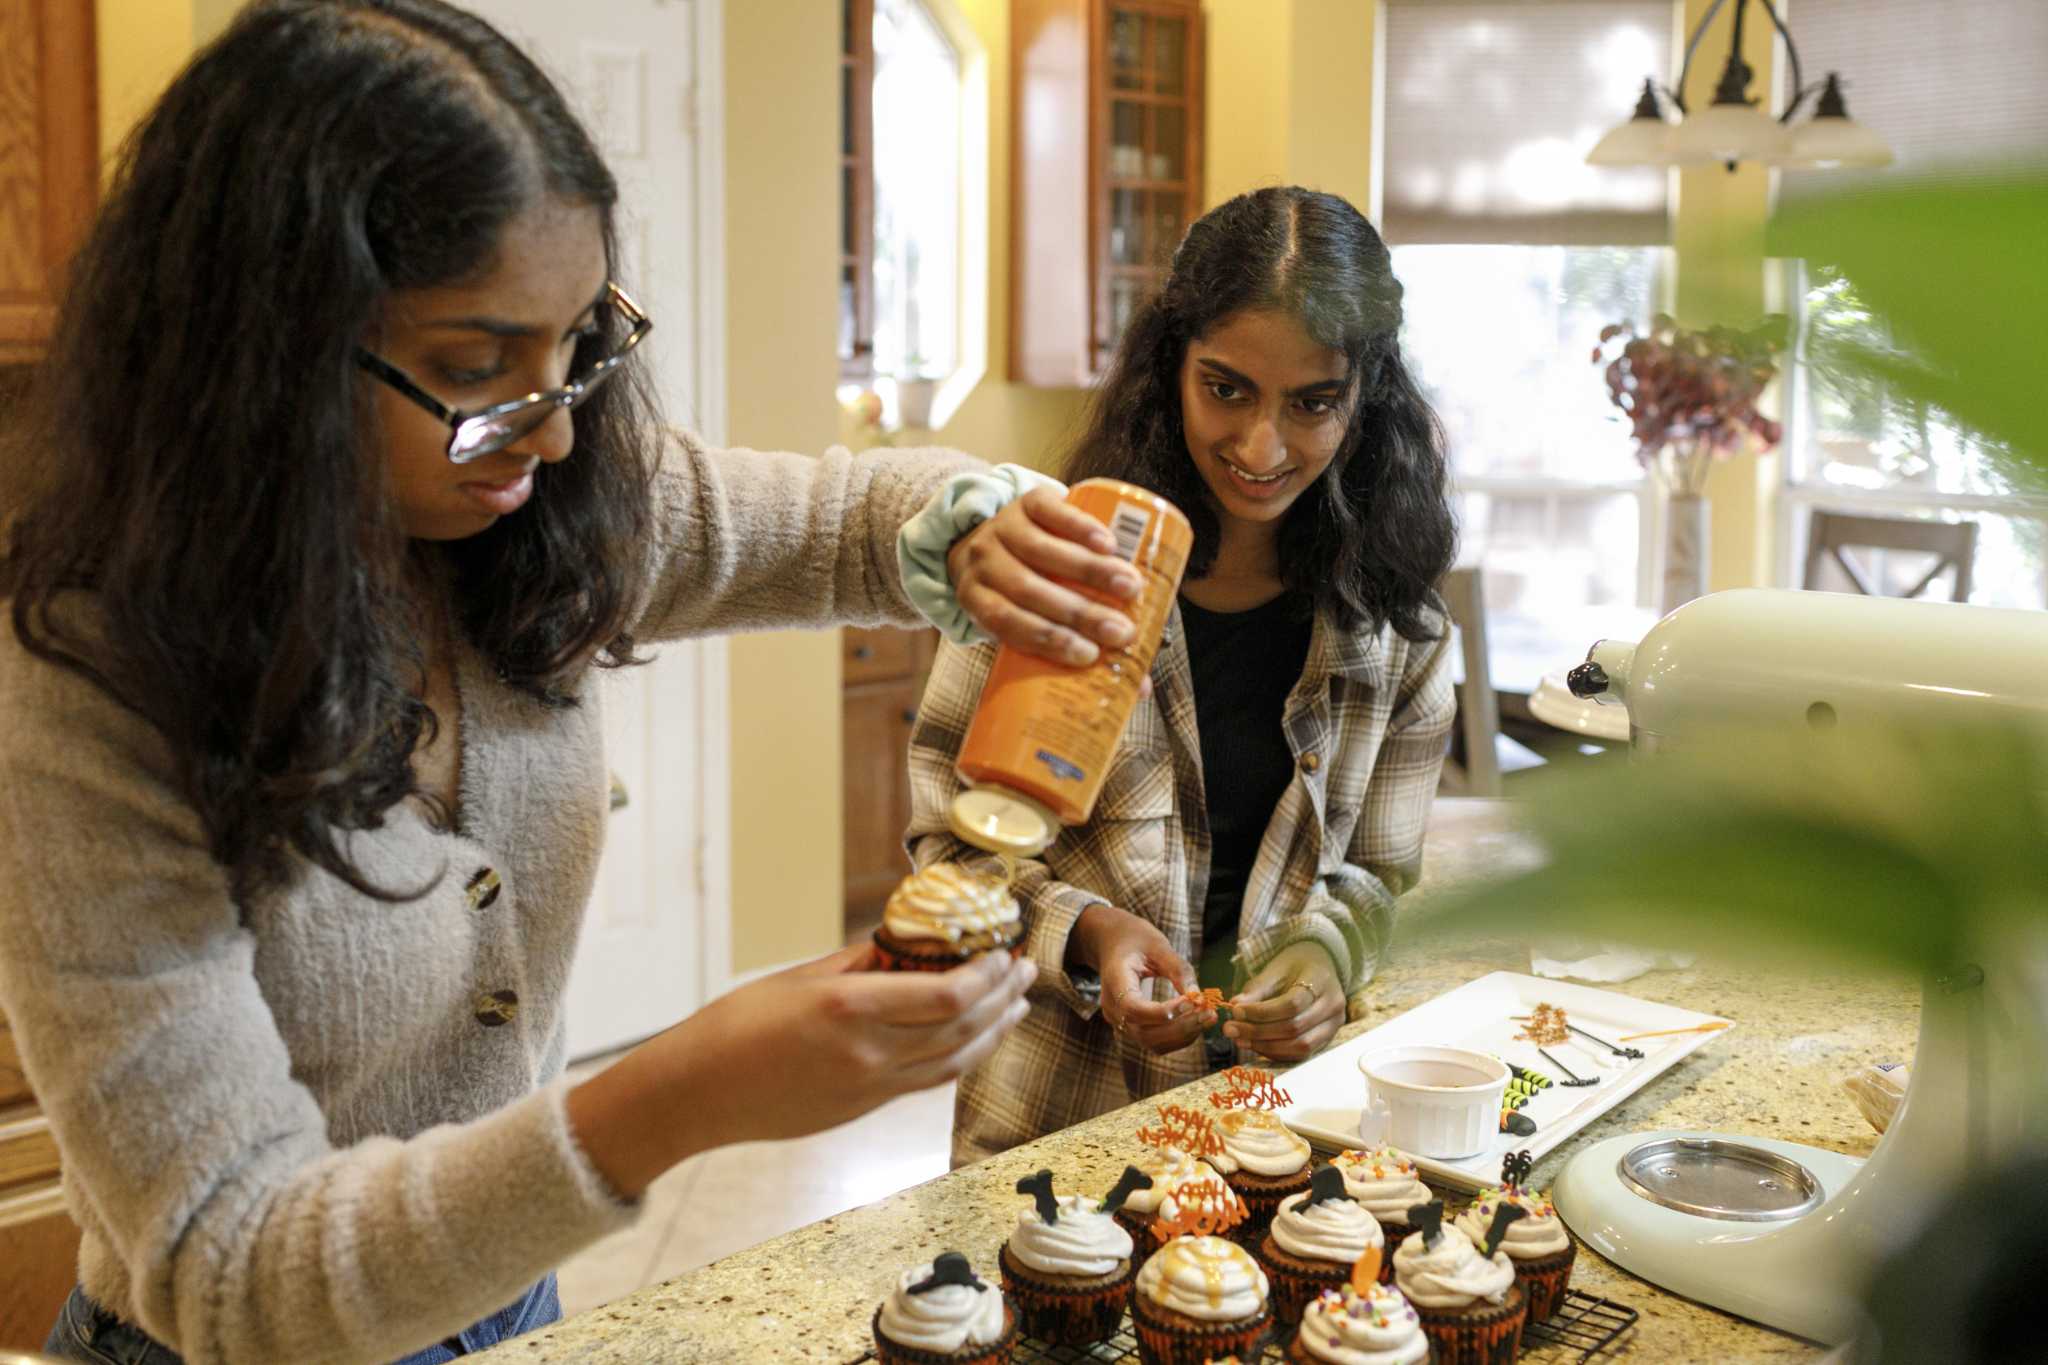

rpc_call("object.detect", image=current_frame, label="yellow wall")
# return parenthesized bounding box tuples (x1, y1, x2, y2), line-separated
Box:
(1200, 0, 1378, 214)
(95, 0, 193, 161)
(723, 3, 847, 975)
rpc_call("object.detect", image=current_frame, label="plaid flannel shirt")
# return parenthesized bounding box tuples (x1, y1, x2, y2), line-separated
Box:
(906, 599, 1455, 1166)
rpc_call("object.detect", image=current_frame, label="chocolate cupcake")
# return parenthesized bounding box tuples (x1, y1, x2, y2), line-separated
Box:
(873, 1251, 1019, 1365)
(1116, 1144, 1226, 1244)
(1390, 1202, 1526, 1365)
(1130, 1235, 1274, 1365)
(1331, 1145, 1433, 1280)
(1453, 1164, 1574, 1324)
(1289, 1282, 1434, 1364)
(1212, 1108, 1313, 1242)
(871, 863, 1021, 971)
(998, 1168, 1145, 1348)
(1255, 1168, 1386, 1327)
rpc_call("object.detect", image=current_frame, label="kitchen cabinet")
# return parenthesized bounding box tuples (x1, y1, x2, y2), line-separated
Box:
(0, 0, 99, 366)
(842, 625, 939, 925)
(1011, 0, 1203, 387)
(0, 1010, 78, 1351)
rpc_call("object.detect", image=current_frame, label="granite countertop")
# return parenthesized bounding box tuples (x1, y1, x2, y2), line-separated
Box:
(482, 799, 1917, 1363)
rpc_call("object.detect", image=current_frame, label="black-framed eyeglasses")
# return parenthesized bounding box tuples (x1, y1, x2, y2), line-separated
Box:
(354, 281, 653, 464)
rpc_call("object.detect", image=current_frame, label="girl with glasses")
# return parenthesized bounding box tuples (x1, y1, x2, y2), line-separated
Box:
(0, 2, 1130, 1361)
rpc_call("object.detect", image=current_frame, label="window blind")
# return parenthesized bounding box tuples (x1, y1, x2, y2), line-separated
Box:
(1382, 0, 1673, 247)
(1779, 0, 2048, 202)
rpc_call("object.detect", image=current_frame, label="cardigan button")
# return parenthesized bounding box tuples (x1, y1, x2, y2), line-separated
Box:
(465, 867, 502, 911)
(1299, 751, 1321, 774)
(475, 990, 520, 1027)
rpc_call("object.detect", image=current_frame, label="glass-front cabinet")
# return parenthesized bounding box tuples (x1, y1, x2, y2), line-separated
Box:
(1013, 0, 1204, 387)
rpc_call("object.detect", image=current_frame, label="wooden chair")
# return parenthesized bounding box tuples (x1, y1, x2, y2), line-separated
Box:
(1803, 510, 1978, 602)
(1438, 567, 1544, 799)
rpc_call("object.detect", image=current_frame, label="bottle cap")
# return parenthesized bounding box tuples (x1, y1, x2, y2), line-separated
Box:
(949, 785, 1058, 859)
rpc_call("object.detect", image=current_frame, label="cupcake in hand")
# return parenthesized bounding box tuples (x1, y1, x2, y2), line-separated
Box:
(872, 863, 1022, 971)
(1289, 1280, 1433, 1365)
(1391, 1201, 1526, 1365)
(999, 1166, 1148, 1347)
(1131, 1234, 1273, 1365)
(1453, 1152, 1575, 1324)
(1256, 1167, 1386, 1327)
(1332, 1145, 1432, 1278)
(873, 1251, 1019, 1365)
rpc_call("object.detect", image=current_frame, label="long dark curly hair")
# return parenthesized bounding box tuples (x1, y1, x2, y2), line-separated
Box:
(1064, 186, 1455, 640)
(2, 0, 658, 901)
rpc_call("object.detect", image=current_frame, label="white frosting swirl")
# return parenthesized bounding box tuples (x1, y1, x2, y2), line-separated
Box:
(1332, 1147, 1432, 1223)
(1270, 1189, 1384, 1265)
(1297, 1284, 1430, 1365)
(877, 1259, 1009, 1352)
(883, 863, 1020, 943)
(1213, 1110, 1311, 1177)
(1455, 1188, 1570, 1259)
(1391, 1223, 1516, 1309)
(1122, 1147, 1222, 1216)
(1009, 1194, 1134, 1276)
(1136, 1235, 1270, 1323)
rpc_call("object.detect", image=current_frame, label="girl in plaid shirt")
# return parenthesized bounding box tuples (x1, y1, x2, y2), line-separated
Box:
(902, 188, 1459, 1165)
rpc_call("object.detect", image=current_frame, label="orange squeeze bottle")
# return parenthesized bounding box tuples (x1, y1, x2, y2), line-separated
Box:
(948, 479, 1192, 860)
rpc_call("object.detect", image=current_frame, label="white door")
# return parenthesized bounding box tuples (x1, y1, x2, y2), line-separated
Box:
(463, 0, 731, 1061)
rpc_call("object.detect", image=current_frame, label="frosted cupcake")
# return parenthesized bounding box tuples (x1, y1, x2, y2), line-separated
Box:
(1256, 1167, 1386, 1326)
(1289, 1282, 1433, 1364)
(999, 1168, 1146, 1347)
(1333, 1146, 1433, 1277)
(1118, 1144, 1225, 1243)
(872, 862, 1022, 971)
(1130, 1234, 1274, 1365)
(1211, 1108, 1313, 1240)
(873, 1251, 1019, 1365)
(1453, 1154, 1574, 1324)
(1391, 1202, 1526, 1365)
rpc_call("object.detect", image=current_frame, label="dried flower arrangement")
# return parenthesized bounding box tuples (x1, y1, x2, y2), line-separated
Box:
(1592, 313, 1787, 496)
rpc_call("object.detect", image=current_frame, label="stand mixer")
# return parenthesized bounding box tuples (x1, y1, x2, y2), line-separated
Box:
(1550, 588, 2048, 1343)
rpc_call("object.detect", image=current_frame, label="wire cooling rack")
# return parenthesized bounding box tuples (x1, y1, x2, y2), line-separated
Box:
(855, 1287, 1638, 1362)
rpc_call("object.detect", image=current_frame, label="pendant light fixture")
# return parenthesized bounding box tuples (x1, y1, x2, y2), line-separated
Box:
(1587, 0, 1893, 173)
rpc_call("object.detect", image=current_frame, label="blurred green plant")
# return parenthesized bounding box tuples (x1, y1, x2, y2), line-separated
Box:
(1771, 172, 2048, 495)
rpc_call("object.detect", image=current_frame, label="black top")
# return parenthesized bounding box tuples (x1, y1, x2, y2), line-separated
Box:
(1177, 591, 1314, 991)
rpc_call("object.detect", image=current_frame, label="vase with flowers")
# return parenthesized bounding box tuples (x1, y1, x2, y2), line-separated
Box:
(1592, 314, 1786, 613)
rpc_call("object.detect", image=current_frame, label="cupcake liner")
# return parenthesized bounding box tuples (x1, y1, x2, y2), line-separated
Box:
(998, 1243, 1133, 1347)
(1412, 1283, 1527, 1365)
(1254, 1234, 1351, 1327)
(871, 1303, 1019, 1365)
(1129, 1291, 1273, 1365)
(1379, 1224, 1418, 1284)
(870, 926, 1021, 973)
(1507, 1240, 1576, 1324)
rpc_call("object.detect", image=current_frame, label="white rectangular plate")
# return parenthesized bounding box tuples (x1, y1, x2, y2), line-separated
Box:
(1274, 971, 1732, 1193)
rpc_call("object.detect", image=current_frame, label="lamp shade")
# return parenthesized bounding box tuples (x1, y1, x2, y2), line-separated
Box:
(1668, 101, 1791, 165)
(1588, 111, 1677, 166)
(1774, 113, 1895, 169)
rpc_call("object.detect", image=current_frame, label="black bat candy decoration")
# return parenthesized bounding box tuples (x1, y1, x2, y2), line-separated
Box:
(1481, 1203, 1530, 1258)
(1501, 1150, 1535, 1191)
(1017, 1169, 1061, 1224)
(910, 1252, 987, 1295)
(1406, 1199, 1445, 1249)
(1100, 1165, 1155, 1215)
(1300, 1165, 1350, 1211)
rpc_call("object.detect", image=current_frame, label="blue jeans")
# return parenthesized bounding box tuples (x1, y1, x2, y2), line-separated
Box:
(44, 1274, 561, 1365)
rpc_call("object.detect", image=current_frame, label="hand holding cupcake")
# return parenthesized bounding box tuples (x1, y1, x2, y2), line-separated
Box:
(873, 862, 1022, 971)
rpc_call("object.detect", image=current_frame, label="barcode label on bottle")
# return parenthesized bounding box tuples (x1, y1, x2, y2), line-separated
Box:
(1109, 504, 1150, 562)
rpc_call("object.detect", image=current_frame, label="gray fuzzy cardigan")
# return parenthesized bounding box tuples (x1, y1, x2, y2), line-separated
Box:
(0, 433, 973, 1364)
